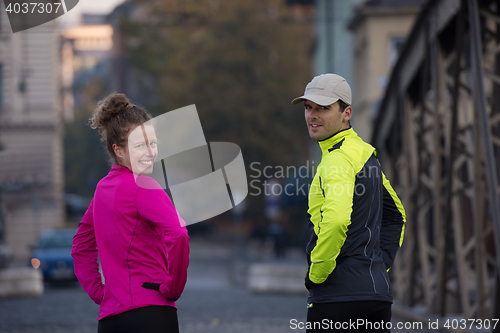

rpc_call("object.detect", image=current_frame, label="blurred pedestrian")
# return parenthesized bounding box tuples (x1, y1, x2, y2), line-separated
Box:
(267, 221, 286, 259)
(292, 74, 406, 332)
(71, 93, 189, 333)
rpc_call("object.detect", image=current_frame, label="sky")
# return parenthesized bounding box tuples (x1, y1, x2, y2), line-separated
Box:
(58, 0, 126, 27)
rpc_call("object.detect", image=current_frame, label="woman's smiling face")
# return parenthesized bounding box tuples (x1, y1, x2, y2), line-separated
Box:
(123, 124, 158, 175)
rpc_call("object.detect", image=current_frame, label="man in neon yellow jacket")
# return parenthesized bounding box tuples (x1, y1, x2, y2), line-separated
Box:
(292, 74, 406, 332)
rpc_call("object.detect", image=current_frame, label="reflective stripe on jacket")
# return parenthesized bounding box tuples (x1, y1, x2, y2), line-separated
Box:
(306, 127, 405, 304)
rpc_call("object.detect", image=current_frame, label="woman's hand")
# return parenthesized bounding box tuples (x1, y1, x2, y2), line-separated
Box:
(142, 282, 161, 292)
(142, 282, 179, 301)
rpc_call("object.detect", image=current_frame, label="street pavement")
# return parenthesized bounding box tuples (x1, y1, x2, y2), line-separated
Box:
(0, 237, 306, 333)
(0, 237, 429, 333)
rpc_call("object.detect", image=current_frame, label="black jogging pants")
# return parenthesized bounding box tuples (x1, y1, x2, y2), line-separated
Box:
(98, 305, 179, 333)
(306, 301, 392, 332)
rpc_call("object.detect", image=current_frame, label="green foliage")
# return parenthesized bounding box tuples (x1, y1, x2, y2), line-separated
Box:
(65, 1, 315, 239)
(64, 78, 110, 198)
(121, 0, 314, 167)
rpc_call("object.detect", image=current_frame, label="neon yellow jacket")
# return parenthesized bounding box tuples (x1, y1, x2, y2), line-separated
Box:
(306, 127, 405, 303)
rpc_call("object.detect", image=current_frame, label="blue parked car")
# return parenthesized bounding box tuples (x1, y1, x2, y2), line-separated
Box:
(31, 229, 78, 282)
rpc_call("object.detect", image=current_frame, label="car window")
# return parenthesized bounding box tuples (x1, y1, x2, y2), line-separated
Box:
(38, 234, 74, 249)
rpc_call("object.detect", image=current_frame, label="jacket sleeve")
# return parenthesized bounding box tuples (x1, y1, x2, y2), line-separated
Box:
(309, 152, 355, 284)
(71, 198, 105, 304)
(380, 172, 406, 270)
(135, 182, 190, 301)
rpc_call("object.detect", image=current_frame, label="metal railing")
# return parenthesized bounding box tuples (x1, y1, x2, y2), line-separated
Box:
(372, 0, 500, 322)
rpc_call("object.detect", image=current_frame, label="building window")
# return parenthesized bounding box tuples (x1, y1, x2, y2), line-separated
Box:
(0, 64, 3, 107)
(286, 0, 314, 4)
(389, 36, 406, 66)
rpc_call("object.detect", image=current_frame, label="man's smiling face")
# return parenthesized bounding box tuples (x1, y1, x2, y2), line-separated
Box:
(304, 100, 350, 140)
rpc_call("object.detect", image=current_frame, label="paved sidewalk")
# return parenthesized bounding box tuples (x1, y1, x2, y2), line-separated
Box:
(0, 236, 434, 332)
(0, 237, 307, 333)
(177, 237, 307, 333)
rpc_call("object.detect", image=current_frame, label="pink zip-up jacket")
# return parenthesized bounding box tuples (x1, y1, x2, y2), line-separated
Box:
(71, 164, 189, 320)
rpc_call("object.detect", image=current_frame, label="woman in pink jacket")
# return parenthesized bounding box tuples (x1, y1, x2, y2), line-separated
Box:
(71, 93, 189, 333)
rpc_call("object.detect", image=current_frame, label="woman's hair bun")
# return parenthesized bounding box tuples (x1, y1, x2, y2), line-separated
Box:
(89, 93, 130, 137)
(88, 92, 153, 165)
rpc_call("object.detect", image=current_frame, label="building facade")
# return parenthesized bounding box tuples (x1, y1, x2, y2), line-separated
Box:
(61, 22, 113, 122)
(0, 11, 64, 259)
(348, 0, 424, 141)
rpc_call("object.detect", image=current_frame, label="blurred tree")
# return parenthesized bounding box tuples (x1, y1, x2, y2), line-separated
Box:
(65, 0, 315, 241)
(113, 0, 315, 241)
(64, 77, 110, 198)
(119, 0, 314, 167)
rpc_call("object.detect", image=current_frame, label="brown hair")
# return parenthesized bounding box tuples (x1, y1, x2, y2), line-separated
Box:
(89, 93, 152, 165)
(338, 100, 350, 112)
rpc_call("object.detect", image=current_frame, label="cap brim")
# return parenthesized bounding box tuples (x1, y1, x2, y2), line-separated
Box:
(291, 94, 340, 106)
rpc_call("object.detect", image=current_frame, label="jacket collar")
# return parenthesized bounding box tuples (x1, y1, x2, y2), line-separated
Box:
(111, 164, 132, 174)
(317, 126, 355, 153)
(110, 164, 155, 186)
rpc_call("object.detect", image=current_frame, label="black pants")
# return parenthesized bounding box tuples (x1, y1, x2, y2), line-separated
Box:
(98, 305, 179, 333)
(306, 301, 392, 332)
